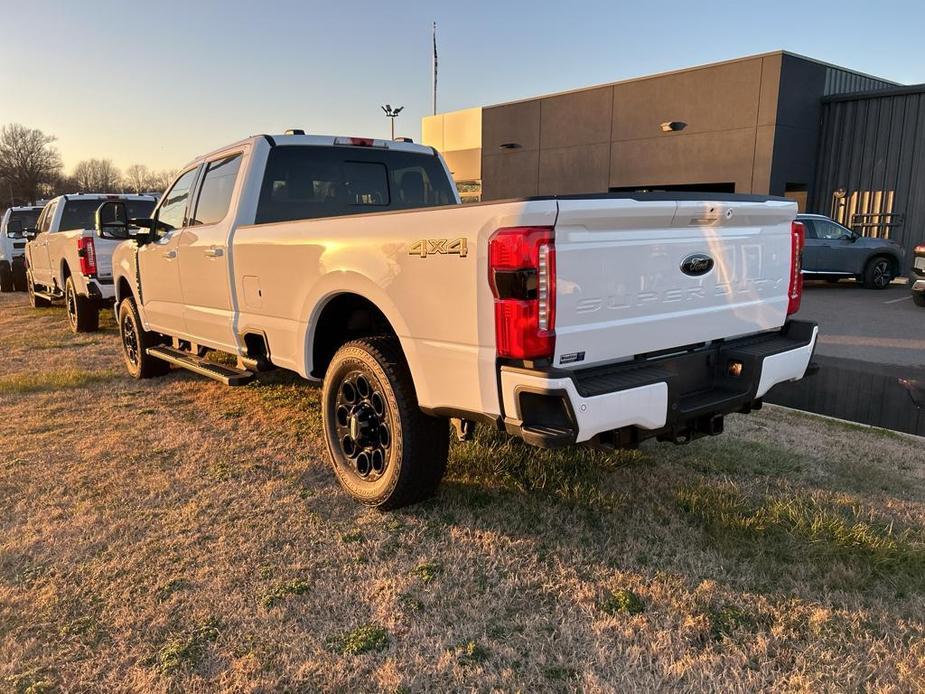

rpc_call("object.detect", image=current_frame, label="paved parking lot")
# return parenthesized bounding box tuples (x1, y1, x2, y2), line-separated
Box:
(800, 279, 925, 368)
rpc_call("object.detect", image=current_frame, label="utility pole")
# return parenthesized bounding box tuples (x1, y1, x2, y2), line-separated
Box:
(381, 104, 404, 140)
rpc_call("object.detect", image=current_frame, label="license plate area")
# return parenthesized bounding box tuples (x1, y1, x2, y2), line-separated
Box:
(915, 257, 925, 271)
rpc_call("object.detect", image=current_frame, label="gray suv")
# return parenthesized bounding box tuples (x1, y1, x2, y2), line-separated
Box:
(798, 214, 904, 290)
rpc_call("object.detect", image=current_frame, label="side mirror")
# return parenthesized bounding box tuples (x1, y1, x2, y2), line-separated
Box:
(95, 200, 131, 239)
(95, 200, 154, 244)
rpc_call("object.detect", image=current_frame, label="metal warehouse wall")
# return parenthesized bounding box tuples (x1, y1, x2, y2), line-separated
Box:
(811, 87, 925, 258)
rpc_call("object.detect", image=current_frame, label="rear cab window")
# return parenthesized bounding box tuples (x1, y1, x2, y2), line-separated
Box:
(254, 146, 456, 225)
(58, 198, 155, 232)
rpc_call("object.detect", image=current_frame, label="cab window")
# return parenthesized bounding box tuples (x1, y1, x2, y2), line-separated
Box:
(155, 167, 199, 235)
(190, 154, 242, 226)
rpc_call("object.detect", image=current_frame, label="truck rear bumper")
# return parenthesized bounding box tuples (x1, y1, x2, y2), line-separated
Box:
(500, 319, 818, 448)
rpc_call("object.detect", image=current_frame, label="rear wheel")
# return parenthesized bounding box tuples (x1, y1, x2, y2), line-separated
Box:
(0, 262, 13, 292)
(26, 270, 51, 308)
(118, 297, 169, 379)
(322, 337, 449, 509)
(863, 256, 893, 289)
(65, 276, 100, 333)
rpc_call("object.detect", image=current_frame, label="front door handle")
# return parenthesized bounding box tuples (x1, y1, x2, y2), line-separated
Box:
(205, 246, 224, 258)
(163, 250, 177, 259)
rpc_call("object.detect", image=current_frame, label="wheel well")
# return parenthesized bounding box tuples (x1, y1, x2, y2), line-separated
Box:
(311, 294, 398, 379)
(117, 277, 133, 304)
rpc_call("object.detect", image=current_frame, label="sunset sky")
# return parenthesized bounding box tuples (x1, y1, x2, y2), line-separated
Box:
(2, 0, 923, 173)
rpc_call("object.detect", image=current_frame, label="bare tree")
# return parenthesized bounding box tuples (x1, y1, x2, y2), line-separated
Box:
(73, 158, 123, 192)
(148, 169, 177, 194)
(0, 123, 63, 204)
(124, 164, 152, 193)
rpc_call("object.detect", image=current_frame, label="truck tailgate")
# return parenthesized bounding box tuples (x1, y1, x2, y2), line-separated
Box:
(553, 198, 796, 369)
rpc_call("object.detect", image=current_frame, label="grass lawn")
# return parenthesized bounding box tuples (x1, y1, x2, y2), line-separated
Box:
(1, 292, 923, 692)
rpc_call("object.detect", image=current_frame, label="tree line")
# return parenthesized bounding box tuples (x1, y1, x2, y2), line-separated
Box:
(0, 123, 176, 206)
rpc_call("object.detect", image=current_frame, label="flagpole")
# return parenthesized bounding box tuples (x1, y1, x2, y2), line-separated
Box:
(432, 21, 437, 116)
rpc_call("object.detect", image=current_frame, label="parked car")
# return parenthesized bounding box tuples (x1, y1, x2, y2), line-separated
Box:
(911, 243, 925, 307)
(98, 132, 817, 509)
(798, 213, 904, 289)
(24, 193, 156, 331)
(0, 205, 44, 292)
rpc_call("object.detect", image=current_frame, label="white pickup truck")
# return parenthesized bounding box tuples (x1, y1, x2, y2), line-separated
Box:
(25, 193, 156, 331)
(0, 205, 44, 292)
(99, 132, 818, 508)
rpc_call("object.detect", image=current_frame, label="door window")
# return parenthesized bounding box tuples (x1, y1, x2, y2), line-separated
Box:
(190, 154, 243, 226)
(38, 201, 57, 233)
(155, 167, 199, 236)
(815, 220, 853, 241)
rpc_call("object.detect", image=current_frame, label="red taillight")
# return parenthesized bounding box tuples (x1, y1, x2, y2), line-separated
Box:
(77, 236, 97, 277)
(488, 226, 555, 360)
(787, 220, 805, 316)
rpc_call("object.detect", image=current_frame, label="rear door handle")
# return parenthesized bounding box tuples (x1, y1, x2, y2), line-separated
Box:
(163, 250, 177, 259)
(205, 246, 224, 258)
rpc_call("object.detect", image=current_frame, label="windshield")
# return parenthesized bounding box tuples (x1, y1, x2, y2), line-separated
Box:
(5, 209, 41, 236)
(58, 199, 156, 232)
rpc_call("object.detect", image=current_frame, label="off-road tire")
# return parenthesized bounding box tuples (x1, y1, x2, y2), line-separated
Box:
(12, 263, 27, 291)
(0, 262, 13, 292)
(118, 297, 169, 379)
(913, 292, 925, 308)
(322, 336, 449, 509)
(65, 276, 100, 333)
(863, 256, 893, 290)
(27, 270, 51, 307)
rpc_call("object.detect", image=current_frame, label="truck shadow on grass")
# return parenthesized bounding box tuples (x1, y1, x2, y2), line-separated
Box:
(435, 423, 925, 603)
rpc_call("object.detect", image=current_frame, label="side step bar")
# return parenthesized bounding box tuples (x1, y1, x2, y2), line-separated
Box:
(146, 345, 255, 386)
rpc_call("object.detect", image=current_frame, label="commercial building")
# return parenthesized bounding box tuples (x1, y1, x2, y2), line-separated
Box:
(422, 51, 925, 256)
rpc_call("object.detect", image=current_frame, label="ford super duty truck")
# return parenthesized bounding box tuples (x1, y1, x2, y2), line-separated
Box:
(97, 132, 818, 509)
(0, 205, 44, 292)
(25, 193, 156, 331)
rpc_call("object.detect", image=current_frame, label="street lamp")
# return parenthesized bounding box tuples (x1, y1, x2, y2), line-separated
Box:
(382, 104, 404, 140)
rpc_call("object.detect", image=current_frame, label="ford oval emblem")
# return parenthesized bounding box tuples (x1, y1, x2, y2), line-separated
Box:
(680, 253, 714, 277)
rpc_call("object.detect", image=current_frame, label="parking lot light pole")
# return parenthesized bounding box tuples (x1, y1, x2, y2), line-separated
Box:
(382, 104, 404, 140)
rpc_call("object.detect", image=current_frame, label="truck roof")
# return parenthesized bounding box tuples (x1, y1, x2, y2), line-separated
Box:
(49, 193, 156, 203)
(190, 132, 437, 169)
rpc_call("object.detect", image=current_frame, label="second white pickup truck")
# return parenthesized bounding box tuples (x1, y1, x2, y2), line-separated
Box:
(99, 132, 818, 508)
(25, 193, 156, 331)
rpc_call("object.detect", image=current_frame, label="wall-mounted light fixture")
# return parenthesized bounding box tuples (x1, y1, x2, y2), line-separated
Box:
(659, 121, 687, 133)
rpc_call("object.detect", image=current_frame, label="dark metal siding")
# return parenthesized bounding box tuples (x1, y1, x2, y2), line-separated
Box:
(823, 67, 895, 96)
(811, 87, 925, 259)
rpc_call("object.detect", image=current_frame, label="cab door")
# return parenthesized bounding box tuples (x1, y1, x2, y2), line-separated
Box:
(177, 150, 245, 352)
(137, 166, 200, 334)
(28, 200, 57, 287)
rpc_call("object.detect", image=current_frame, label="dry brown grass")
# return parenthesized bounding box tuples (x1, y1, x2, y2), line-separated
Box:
(1, 291, 924, 692)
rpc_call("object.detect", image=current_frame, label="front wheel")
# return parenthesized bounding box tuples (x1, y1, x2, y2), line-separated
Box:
(65, 276, 100, 333)
(0, 262, 13, 293)
(863, 256, 894, 289)
(322, 337, 449, 509)
(118, 297, 169, 379)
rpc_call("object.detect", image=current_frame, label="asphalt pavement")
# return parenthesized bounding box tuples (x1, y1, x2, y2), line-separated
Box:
(799, 278, 925, 368)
